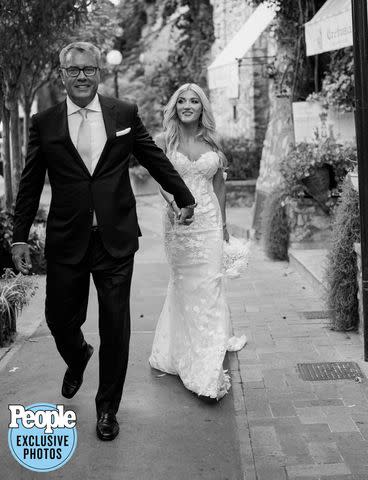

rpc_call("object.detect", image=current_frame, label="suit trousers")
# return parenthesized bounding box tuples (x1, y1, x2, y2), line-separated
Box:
(45, 229, 134, 416)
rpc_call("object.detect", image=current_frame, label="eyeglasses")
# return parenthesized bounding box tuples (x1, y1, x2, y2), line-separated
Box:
(61, 66, 100, 77)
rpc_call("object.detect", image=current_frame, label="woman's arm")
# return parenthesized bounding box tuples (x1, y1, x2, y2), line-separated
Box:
(213, 167, 229, 241)
(154, 133, 179, 214)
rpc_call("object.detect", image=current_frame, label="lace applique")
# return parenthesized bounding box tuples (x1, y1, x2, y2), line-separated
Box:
(149, 151, 247, 399)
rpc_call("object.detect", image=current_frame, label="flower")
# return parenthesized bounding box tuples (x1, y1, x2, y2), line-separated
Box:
(223, 236, 251, 279)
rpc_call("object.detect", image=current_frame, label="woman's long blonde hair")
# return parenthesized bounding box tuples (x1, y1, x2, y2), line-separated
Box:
(162, 83, 226, 168)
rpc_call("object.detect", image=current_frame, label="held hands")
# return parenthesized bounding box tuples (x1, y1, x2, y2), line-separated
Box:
(178, 206, 195, 225)
(11, 244, 32, 274)
(169, 200, 195, 226)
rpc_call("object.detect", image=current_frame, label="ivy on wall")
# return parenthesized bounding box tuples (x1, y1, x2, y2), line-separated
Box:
(110, 0, 214, 132)
(252, 0, 328, 101)
(147, 0, 215, 103)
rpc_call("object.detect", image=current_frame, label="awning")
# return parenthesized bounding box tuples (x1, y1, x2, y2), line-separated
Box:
(305, 0, 352, 56)
(207, 2, 276, 98)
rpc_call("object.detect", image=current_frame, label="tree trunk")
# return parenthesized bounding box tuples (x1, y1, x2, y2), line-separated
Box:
(23, 99, 31, 162)
(9, 101, 22, 199)
(1, 104, 14, 211)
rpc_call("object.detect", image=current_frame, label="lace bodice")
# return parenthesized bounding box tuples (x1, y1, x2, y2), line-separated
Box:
(164, 150, 222, 233)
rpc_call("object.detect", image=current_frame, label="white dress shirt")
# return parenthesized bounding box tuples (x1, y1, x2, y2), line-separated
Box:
(67, 95, 107, 174)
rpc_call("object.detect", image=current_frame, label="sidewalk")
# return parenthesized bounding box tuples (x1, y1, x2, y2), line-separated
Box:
(229, 230, 368, 479)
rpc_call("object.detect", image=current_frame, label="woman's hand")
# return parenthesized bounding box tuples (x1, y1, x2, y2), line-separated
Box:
(168, 201, 181, 226)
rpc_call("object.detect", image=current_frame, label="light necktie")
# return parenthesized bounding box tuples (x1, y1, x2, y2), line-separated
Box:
(77, 109, 92, 173)
(77, 108, 97, 225)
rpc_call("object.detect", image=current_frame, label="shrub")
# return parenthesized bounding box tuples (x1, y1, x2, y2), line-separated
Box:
(29, 224, 47, 274)
(324, 179, 360, 331)
(307, 47, 354, 113)
(0, 207, 47, 275)
(261, 187, 290, 261)
(0, 269, 36, 347)
(220, 137, 261, 180)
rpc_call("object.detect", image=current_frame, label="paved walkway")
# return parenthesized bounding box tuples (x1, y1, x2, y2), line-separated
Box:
(0, 196, 243, 480)
(232, 243, 368, 479)
(1, 193, 368, 479)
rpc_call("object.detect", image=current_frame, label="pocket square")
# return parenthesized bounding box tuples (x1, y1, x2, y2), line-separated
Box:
(116, 128, 131, 137)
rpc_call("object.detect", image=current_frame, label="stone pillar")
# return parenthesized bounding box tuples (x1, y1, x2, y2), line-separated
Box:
(252, 95, 295, 237)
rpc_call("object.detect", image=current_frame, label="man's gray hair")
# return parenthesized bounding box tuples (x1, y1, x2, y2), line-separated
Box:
(59, 42, 101, 67)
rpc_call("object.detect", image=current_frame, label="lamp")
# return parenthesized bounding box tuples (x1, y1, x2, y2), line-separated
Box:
(106, 50, 123, 98)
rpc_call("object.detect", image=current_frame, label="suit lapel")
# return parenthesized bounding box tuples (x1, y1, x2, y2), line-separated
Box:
(92, 95, 117, 176)
(99, 94, 116, 140)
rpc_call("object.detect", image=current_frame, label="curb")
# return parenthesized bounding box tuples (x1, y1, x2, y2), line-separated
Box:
(288, 248, 327, 293)
(0, 275, 46, 372)
(229, 351, 257, 480)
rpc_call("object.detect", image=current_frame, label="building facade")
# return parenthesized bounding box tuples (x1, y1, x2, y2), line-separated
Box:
(208, 0, 271, 148)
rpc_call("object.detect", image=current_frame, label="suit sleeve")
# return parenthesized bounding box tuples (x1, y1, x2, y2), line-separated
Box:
(12, 115, 47, 243)
(131, 104, 195, 208)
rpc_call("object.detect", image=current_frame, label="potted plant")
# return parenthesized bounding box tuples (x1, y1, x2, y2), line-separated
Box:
(280, 137, 356, 212)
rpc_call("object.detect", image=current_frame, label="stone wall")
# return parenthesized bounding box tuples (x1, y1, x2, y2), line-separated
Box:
(210, 0, 252, 55)
(208, 0, 270, 145)
(287, 198, 335, 245)
(210, 64, 254, 139)
(226, 179, 256, 207)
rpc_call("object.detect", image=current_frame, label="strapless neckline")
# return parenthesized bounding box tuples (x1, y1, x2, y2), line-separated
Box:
(176, 150, 218, 163)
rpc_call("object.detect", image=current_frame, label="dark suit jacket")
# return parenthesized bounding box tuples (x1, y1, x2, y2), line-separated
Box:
(12, 94, 195, 264)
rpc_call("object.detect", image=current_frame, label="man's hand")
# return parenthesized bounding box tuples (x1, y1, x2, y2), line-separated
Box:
(11, 244, 32, 274)
(178, 206, 195, 225)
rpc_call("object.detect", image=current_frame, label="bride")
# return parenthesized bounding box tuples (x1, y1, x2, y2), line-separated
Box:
(149, 83, 246, 401)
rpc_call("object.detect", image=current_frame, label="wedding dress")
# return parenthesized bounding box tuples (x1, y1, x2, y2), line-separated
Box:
(149, 150, 246, 399)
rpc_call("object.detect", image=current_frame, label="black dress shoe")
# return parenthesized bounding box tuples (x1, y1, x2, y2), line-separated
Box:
(96, 412, 119, 441)
(61, 344, 94, 399)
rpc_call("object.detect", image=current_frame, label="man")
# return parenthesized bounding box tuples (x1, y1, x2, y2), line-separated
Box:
(11, 42, 196, 441)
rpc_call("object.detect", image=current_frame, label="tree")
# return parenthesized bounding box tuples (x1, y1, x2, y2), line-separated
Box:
(110, 0, 214, 131)
(0, 73, 13, 210)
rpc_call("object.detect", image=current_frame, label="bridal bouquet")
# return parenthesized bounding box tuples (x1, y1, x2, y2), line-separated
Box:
(223, 236, 251, 279)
